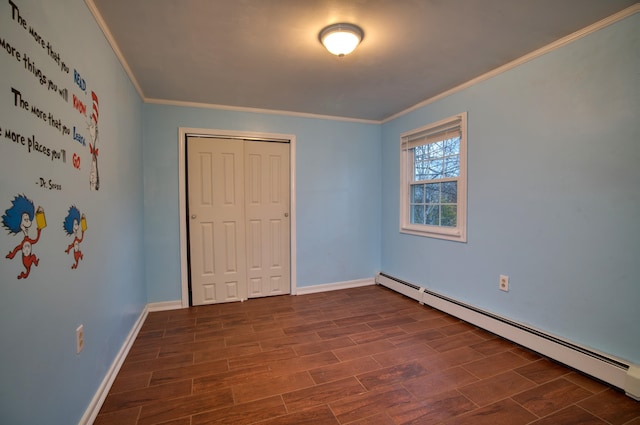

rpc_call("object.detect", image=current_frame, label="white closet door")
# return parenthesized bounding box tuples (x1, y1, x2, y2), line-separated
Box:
(245, 141, 290, 298)
(187, 137, 247, 305)
(187, 137, 290, 305)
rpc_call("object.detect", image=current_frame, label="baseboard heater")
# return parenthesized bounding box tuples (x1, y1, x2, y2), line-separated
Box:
(375, 272, 640, 400)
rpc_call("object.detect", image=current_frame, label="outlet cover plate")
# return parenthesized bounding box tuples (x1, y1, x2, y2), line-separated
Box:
(499, 275, 509, 292)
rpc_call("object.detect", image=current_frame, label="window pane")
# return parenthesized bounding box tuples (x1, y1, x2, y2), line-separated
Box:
(427, 159, 443, 179)
(428, 141, 444, 157)
(425, 183, 440, 204)
(414, 156, 428, 180)
(414, 145, 426, 158)
(411, 184, 424, 203)
(444, 156, 459, 177)
(425, 205, 439, 225)
(441, 181, 457, 203)
(441, 205, 457, 227)
(411, 205, 424, 224)
(444, 137, 460, 155)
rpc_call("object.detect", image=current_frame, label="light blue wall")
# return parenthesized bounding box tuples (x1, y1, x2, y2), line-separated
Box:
(381, 14, 639, 363)
(143, 105, 381, 302)
(0, 1, 145, 424)
(1, 1, 636, 422)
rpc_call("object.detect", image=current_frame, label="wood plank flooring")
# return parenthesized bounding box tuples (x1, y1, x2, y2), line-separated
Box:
(94, 285, 640, 425)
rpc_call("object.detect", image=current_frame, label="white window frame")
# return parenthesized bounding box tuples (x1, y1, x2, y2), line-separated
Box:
(400, 112, 467, 242)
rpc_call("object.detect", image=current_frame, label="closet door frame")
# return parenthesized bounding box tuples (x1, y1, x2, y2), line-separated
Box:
(178, 127, 297, 308)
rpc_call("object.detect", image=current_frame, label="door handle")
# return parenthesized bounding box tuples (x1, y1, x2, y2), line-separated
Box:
(284, 212, 289, 217)
(191, 214, 197, 219)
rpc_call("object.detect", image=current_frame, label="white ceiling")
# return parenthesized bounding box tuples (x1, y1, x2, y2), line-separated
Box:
(88, 0, 637, 122)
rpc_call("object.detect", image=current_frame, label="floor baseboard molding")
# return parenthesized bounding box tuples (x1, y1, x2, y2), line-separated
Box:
(78, 305, 148, 425)
(147, 300, 184, 312)
(296, 277, 375, 295)
(79, 300, 182, 424)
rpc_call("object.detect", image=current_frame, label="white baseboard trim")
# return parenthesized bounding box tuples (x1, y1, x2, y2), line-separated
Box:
(295, 277, 375, 295)
(79, 306, 149, 425)
(147, 300, 183, 312)
(78, 300, 183, 424)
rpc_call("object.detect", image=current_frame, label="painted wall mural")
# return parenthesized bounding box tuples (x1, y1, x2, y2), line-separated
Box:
(2, 1, 103, 180)
(1, 0, 103, 279)
(63, 205, 85, 269)
(89, 91, 99, 190)
(2, 194, 44, 279)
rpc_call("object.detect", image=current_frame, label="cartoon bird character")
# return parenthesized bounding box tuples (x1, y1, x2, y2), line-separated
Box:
(2, 194, 45, 280)
(88, 91, 100, 191)
(63, 206, 86, 269)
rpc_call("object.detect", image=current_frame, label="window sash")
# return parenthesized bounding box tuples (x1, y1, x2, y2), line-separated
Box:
(411, 137, 460, 182)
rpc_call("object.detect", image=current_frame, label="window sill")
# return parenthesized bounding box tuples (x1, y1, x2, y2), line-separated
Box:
(400, 225, 467, 242)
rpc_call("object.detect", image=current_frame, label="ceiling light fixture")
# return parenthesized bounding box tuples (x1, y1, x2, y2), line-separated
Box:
(319, 23, 364, 57)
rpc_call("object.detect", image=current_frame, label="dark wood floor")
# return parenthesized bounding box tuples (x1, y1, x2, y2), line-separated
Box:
(94, 285, 640, 425)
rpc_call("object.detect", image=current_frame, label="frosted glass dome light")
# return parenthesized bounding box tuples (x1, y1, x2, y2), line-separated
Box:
(319, 23, 364, 57)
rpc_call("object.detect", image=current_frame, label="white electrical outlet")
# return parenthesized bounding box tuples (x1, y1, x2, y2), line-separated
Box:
(499, 275, 509, 292)
(76, 324, 84, 354)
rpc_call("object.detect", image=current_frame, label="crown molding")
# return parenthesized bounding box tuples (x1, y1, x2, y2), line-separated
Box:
(382, 3, 640, 123)
(85, 1, 638, 125)
(84, 0, 146, 100)
(145, 97, 380, 124)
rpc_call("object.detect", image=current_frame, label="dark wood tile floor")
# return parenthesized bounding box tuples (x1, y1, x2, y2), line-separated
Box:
(94, 285, 640, 425)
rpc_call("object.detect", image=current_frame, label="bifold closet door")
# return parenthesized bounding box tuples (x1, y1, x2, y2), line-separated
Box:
(187, 137, 290, 306)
